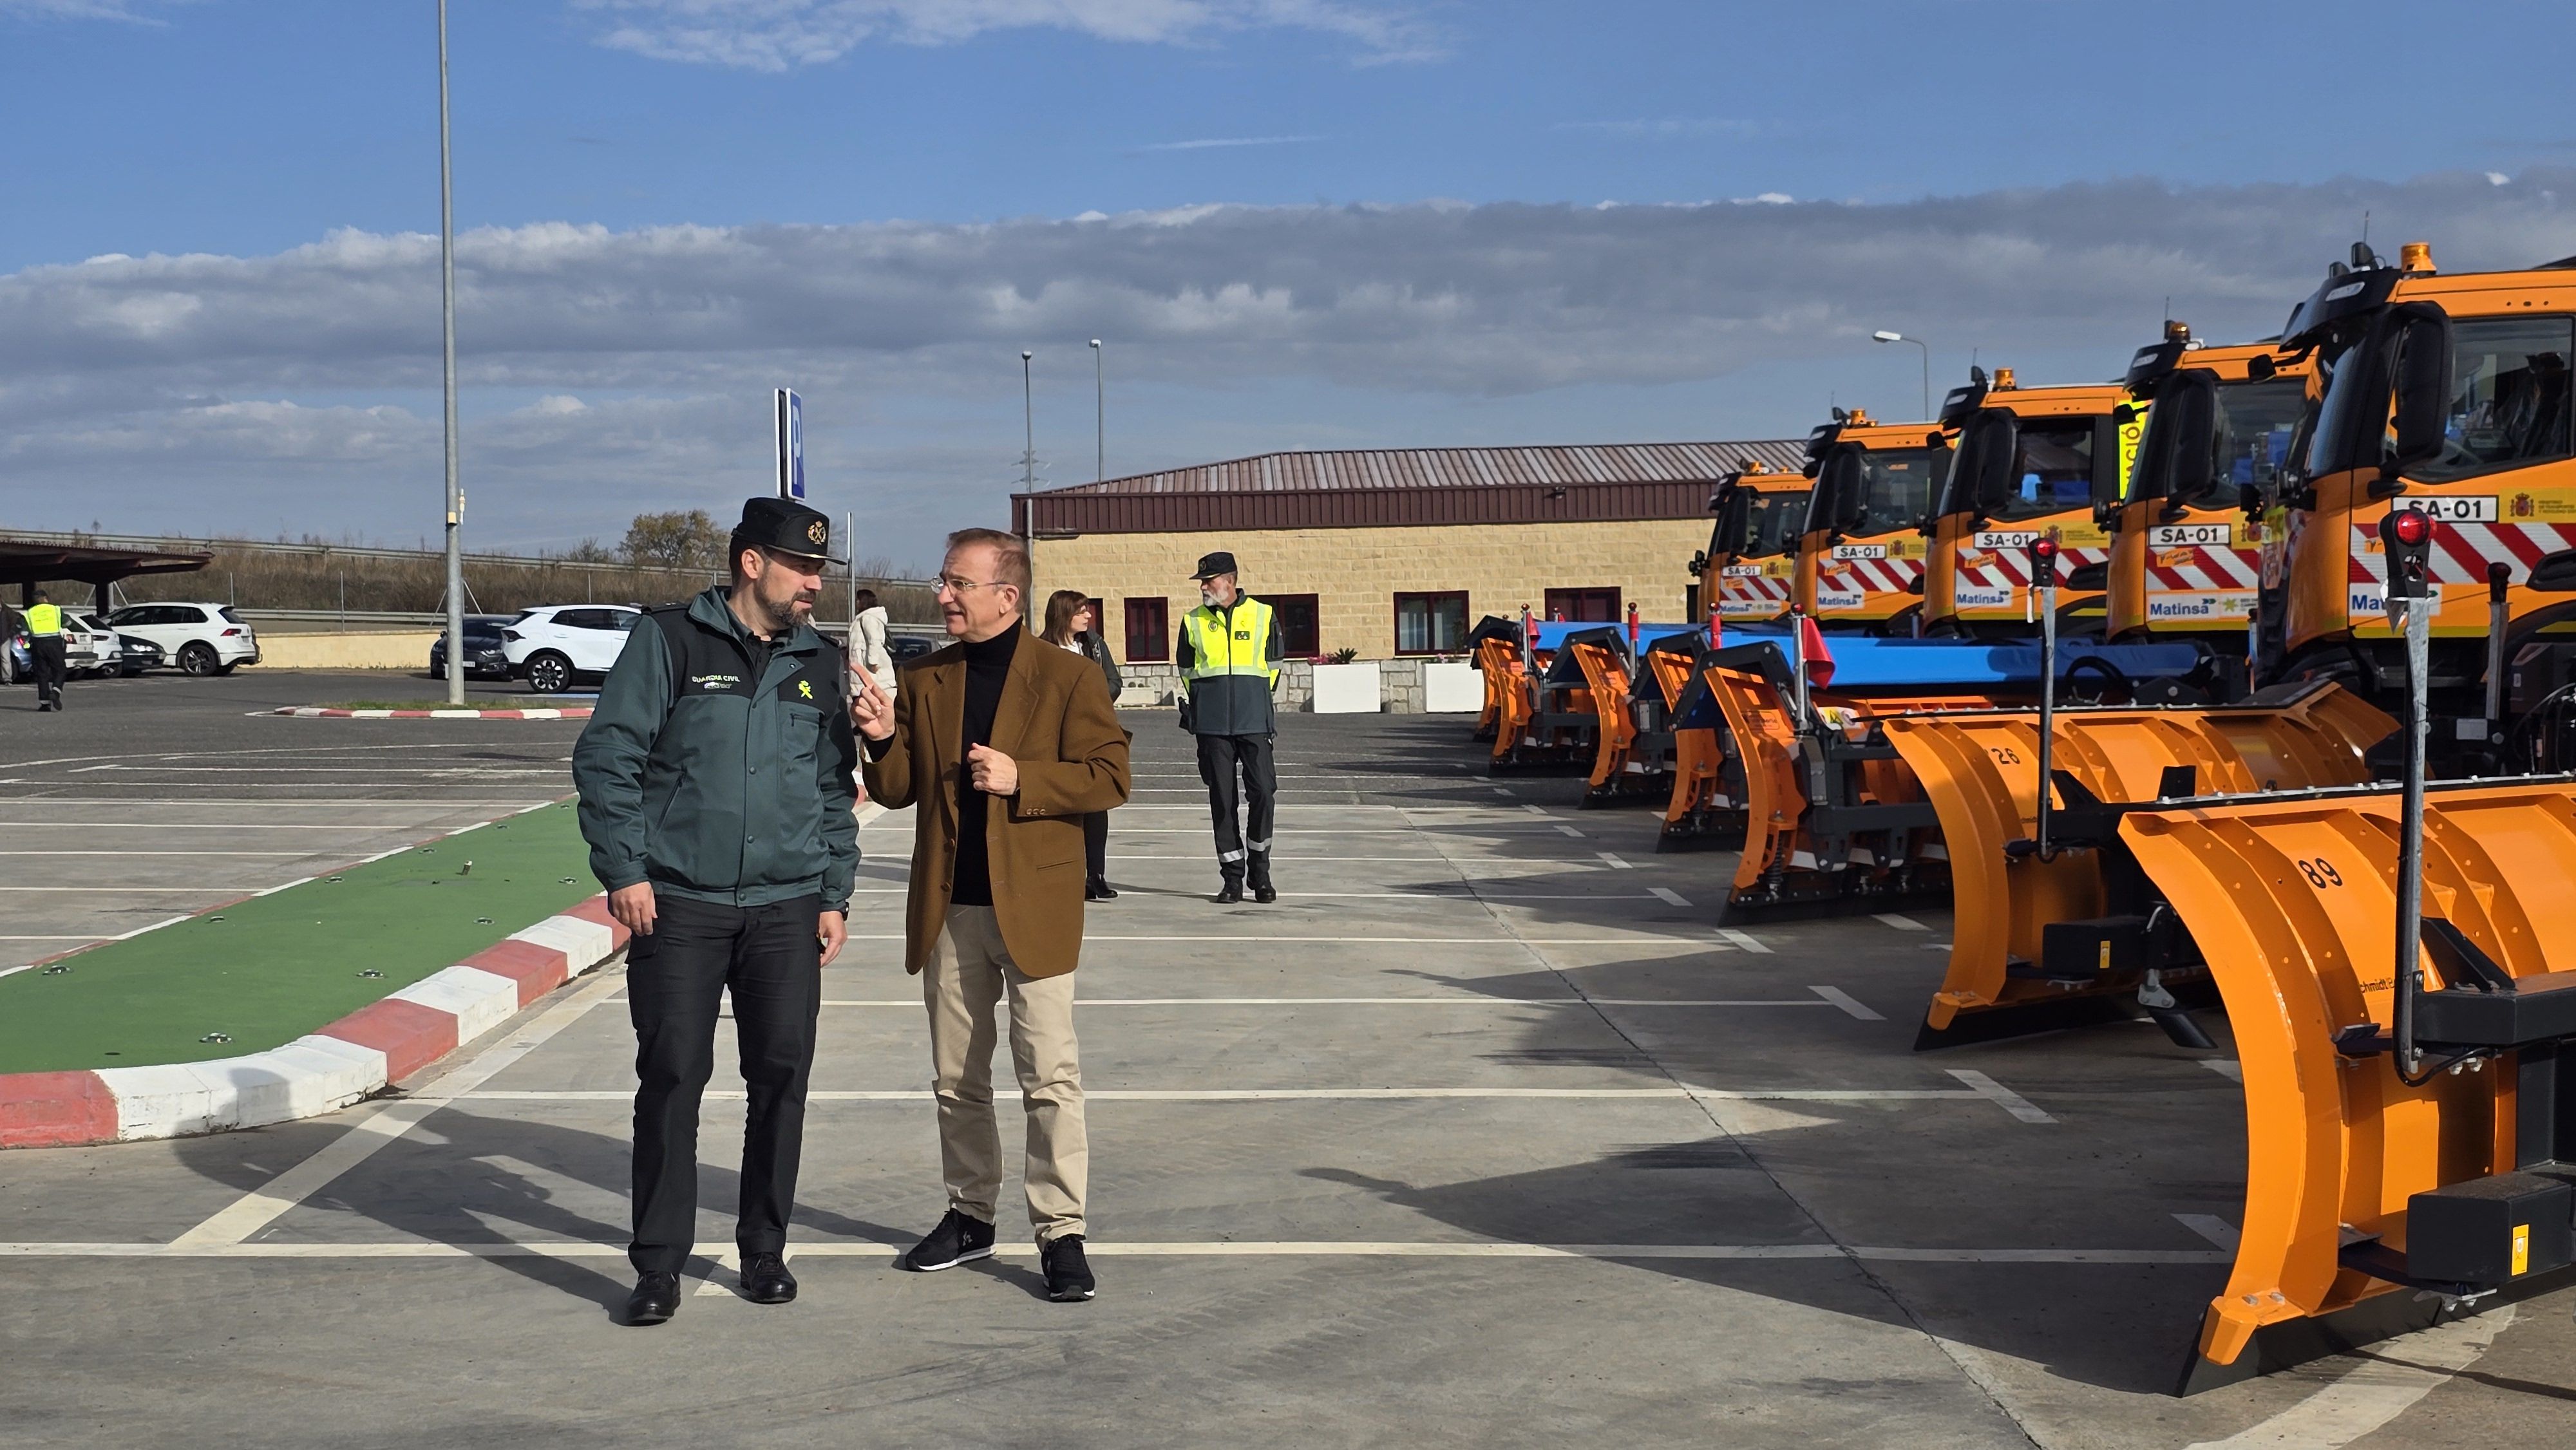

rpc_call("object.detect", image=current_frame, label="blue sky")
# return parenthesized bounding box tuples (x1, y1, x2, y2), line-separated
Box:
(6, 0, 2575, 567)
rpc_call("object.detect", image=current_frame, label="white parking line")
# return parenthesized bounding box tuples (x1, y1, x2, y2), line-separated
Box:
(1647, 887, 1690, 907)
(1714, 928, 1770, 954)
(1808, 986, 1882, 1021)
(167, 971, 627, 1249)
(1873, 914, 1930, 931)
(1596, 852, 1631, 870)
(0, 1238, 2233, 1265)
(2172, 1214, 2239, 1250)
(1944, 1069, 2054, 1124)
(468, 1086, 2002, 1104)
(2183, 1309, 2517, 1450)
(2201, 1060, 2244, 1083)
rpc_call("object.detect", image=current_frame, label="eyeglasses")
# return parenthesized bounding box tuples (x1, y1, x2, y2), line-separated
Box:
(933, 576, 1011, 596)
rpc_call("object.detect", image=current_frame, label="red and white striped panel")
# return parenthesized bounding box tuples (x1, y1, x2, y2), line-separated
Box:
(1821, 554, 1924, 595)
(2348, 519, 2576, 590)
(2146, 543, 2262, 592)
(1719, 573, 1792, 606)
(1955, 543, 2111, 591)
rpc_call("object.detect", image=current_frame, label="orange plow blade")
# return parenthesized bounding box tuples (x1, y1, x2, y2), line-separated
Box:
(1884, 683, 2394, 1046)
(2118, 778, 2576, 1391)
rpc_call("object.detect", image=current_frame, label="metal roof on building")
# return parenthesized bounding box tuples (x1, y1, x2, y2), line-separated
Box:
(1014, 439, 1808, 536)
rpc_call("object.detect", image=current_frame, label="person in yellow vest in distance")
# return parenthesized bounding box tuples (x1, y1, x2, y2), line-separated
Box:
(23, 591, 67, 713)
(1175, 552, 1283, 903)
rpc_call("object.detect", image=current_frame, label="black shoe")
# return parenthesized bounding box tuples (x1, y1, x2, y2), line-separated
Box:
(625, 1270, 681, 1326)
(1041, 1235, 1097, 1301)
(1086, 876, 1119, 900)
(740, 1250, 797, 1304)
(1215, 880, 1243, 903)
(897, 1208, 996, 1272)
(1250, 875, 1276, 904)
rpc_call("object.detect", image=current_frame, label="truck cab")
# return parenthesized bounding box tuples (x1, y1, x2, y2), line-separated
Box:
(1694, 461, 1811, 625)
(2271, 241, 2576, 699)
(1790, 410, 1953, 633)
(1922, 368, 2137, 637)
(2105, 325, 2315, 641)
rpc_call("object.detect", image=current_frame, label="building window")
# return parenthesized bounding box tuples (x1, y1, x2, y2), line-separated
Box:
(1545, 587, 1621, 623)
(1123, 598, 1170, 663)
(1264, 593, 1321, 658)
(1393, 591, 1470, 655)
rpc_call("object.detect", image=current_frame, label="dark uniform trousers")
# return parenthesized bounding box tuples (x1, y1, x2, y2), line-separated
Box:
(31, 636, 66, 708)
(625, 892, 822, 1274)
(1196, 733, 1277, 885)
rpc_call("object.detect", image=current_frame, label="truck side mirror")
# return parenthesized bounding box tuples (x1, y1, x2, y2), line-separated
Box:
(1817, 446, 1869, 534)
(2383, 304, 2454, 488)
(1961, 410, 2020, 517)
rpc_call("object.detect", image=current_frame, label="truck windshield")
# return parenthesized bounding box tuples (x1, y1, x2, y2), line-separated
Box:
(1980, 419, 2098, 522)
(1743, 490, 1810, 557)
(2145, 377, 2307, 509)
(1854, 448, 1945, 533)
(2416, 315, 2575, 483)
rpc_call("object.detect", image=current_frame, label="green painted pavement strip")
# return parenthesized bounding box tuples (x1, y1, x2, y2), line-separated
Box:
(0, 801, 596, 1075)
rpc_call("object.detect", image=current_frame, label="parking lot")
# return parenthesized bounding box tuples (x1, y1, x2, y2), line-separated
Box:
(0, 670, 588, 974)
(3, 701, 2571, 1447)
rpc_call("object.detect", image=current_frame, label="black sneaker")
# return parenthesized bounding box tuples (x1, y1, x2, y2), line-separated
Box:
(1041, 1235, 1096, 1301)
(897, 1209, 996, 1272)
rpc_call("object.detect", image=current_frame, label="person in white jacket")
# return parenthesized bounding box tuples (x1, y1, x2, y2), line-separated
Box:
(849, 589, 897, 697)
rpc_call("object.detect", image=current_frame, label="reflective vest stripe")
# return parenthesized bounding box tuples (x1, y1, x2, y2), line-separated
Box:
(1182, 599, 1277, 684)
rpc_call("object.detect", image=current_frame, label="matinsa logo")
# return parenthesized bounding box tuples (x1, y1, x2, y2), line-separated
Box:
(2147, 592, 2253, 620)
(690, 672, 743, 691)
(2350, 585, 2442, 617)
(1955, 586, 2014, 608)
(1815, 592, 1867, 612)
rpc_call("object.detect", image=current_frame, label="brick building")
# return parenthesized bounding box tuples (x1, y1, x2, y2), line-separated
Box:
(1012, 440, 1805, 665)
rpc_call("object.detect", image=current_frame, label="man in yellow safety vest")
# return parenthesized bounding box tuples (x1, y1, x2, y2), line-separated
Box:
(23, 591, 67, 713)
(1175, 552, 1283, 903)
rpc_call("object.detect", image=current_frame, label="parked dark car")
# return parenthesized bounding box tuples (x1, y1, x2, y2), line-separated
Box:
(887, 634, 940, 664)
(430, 616, 515, 681)
(116, 634, 166, 675)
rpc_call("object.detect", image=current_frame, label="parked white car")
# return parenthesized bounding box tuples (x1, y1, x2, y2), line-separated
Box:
(65, 612, 122, 678)
(103, 602, 261, 675)
(503, 605, 640, 693)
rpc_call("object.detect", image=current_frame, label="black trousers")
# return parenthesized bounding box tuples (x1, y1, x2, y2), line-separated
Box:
(1195, 732, 1276, 882)
(30, 636, 64, 707)
(1083, 810, 1109, 880)
(625, 892, 822, 1274)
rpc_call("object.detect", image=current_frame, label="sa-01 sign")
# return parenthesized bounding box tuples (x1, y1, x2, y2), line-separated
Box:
(2150, 523, 2233, 548)
(2401, 496, 2499, 523)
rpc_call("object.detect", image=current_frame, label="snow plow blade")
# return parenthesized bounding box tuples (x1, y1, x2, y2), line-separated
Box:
(1885, 682, 2394, 1047)
(2116, 778, 2576, 1391)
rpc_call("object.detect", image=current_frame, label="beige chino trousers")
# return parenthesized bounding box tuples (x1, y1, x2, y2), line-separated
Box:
(925, 905, 1087, 1242)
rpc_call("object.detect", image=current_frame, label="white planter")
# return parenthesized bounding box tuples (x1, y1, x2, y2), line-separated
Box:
(1423, 661, 1481, 713)
(1309, 661, 1383, 714)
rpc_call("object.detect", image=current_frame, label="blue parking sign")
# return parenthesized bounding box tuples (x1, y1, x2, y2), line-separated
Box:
(775, 388, 804, 500)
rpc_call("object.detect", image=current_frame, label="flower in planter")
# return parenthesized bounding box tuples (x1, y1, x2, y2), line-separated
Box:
(1327, 647, 1359, 664)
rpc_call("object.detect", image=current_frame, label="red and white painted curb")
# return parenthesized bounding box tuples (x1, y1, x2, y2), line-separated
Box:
(0, 898, 628, 1150)
(268, 706, 594, 720)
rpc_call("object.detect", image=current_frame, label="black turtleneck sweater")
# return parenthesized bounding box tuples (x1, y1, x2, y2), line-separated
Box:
(949, 626, 1021, 905)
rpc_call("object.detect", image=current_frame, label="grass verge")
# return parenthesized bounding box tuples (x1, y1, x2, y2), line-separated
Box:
(0, 801, 596, 1075)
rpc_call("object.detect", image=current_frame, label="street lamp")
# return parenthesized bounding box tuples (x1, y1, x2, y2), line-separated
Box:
(437, 0, 464, 706)
(1873, 330, 1930, 421)
(1089, 339, 1104, 484)
(1020, 350, 1036, 489)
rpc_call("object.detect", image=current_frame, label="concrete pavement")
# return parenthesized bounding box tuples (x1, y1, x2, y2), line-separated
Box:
(2, 707, 2570, 1447)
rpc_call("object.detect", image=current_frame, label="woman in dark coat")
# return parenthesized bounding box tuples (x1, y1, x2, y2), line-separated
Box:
(1043, 589, 1124, 899)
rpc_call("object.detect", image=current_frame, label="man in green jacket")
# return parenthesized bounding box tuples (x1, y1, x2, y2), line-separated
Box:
(571, 496, 860, 1326)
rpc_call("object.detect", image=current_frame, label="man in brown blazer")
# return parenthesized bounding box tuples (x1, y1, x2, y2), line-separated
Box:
(851, 527, 1131, 1301)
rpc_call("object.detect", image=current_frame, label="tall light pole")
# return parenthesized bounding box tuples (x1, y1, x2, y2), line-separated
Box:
(1873, 330, 1930, 421)
(437, 0, 464, 705)
(1019, 350, 1036, 489)
(1089, 339, 1104, 482)
(1019, 349, 1037, 626)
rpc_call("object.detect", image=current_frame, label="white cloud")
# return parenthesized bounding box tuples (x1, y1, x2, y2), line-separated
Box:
(0, 0, 168, 19)
(7, 168, 2572, 557)
(573, 0, 1440, 71)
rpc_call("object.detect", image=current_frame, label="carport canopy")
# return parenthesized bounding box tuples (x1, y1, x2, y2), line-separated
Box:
(1, 538, 213, 613)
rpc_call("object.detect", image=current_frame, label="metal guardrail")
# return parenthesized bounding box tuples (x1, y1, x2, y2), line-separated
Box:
(5, 527, 935, 587)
